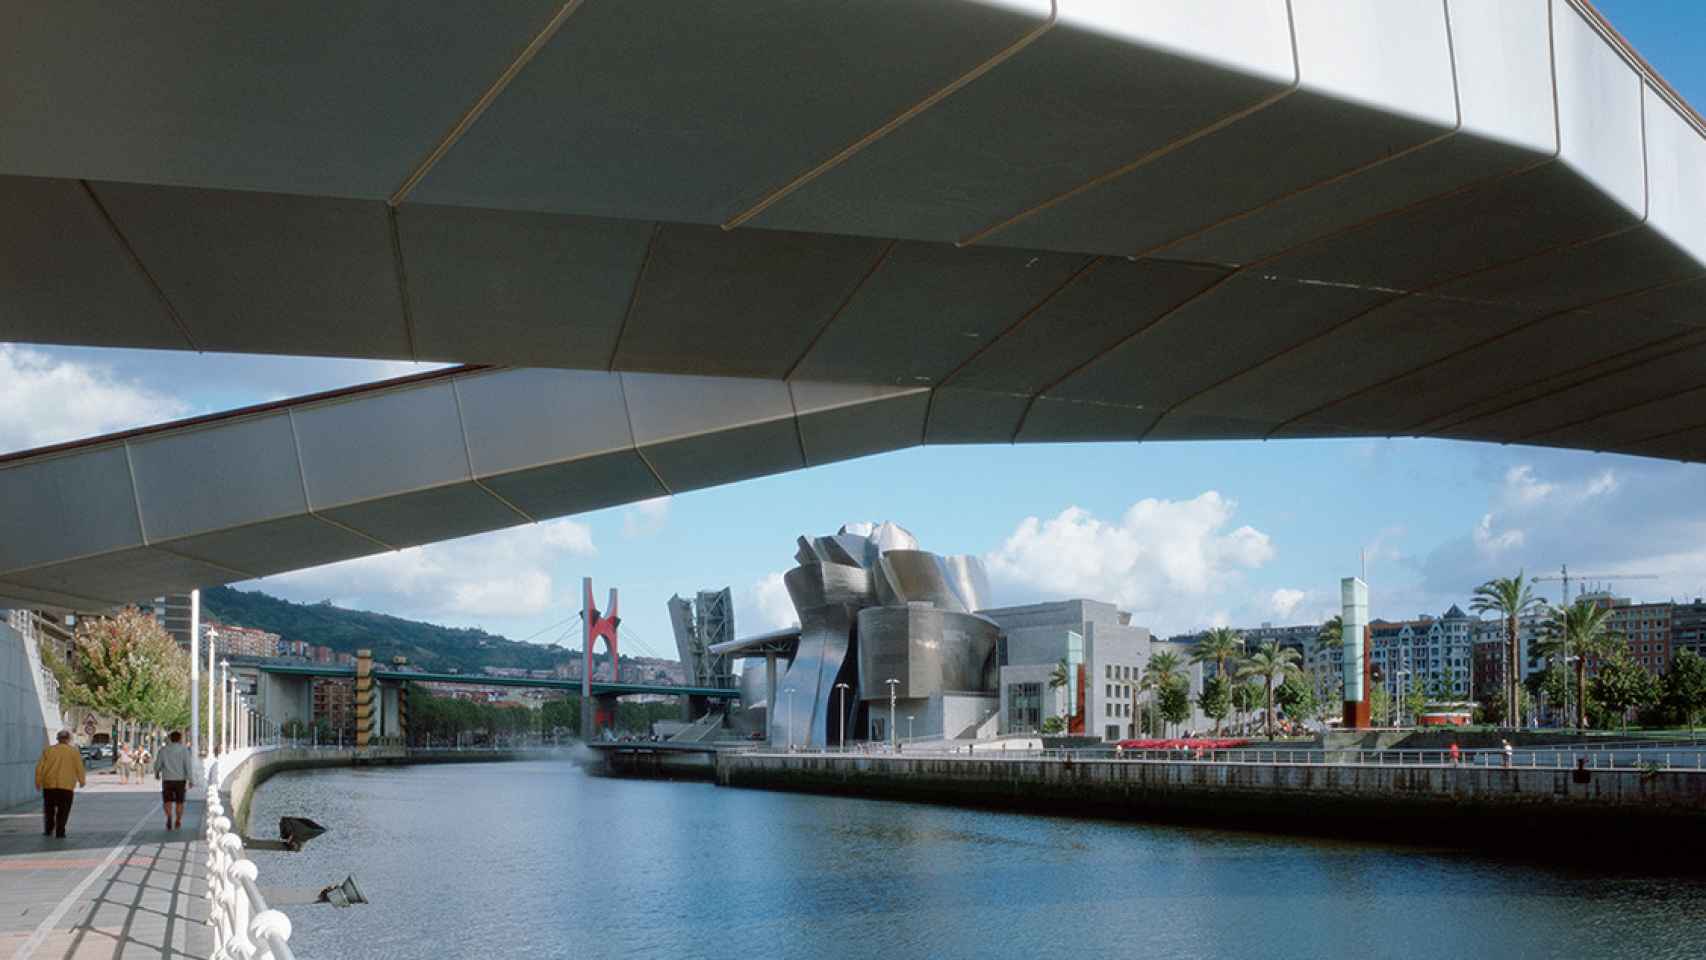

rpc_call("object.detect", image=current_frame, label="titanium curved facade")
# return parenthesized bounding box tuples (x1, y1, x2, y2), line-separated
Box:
(766, 523, 998, 747)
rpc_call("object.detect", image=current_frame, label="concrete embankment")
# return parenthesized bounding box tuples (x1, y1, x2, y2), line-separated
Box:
(717, 753, 1706, 857)
(226, 747, 529, 832)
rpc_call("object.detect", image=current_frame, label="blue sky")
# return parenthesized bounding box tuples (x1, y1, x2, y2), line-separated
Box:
(4, 2, 1704, 663)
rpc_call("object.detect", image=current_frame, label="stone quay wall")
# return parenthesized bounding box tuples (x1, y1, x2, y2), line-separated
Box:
(717, 753, 1706, 854)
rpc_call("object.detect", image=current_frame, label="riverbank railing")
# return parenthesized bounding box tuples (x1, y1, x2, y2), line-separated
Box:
(205, 781, 296, 959)
(739, 744, 1706, 772)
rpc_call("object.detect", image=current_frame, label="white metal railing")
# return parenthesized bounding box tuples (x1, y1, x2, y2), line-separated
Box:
(744, 745, 1706, 772)
(204, 783, 295, 959)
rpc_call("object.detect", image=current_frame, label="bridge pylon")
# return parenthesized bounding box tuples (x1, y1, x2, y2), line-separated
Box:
(580, 578, 620, 740)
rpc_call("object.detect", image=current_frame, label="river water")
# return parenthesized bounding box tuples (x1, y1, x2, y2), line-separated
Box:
(246, 759, 1706, 960)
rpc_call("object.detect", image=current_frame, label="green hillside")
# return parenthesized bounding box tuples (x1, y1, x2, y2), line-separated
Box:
(201, 585, 579, 674)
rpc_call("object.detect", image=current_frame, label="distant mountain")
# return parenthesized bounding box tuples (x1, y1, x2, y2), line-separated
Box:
(202, 585, 581, 675)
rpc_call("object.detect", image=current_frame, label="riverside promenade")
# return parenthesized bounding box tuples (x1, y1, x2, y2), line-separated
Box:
(0, 769, 210, 959)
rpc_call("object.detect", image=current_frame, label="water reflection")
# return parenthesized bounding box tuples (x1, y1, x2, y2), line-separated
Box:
(247, 761, 1706, 960)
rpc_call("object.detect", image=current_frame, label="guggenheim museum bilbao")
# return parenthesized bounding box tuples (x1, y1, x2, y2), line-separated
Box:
(710, 523, 1204, 746)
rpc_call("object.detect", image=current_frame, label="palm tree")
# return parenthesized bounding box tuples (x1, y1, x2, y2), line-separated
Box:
(1237, 642, 1304, 739)
(1536, 599, 1621, 731)
(1470, 573, 1543, 729)
(1142, 652, 1185, 738)
(1047, 658, 1071, 734)
(1191, 628, 1244, 735)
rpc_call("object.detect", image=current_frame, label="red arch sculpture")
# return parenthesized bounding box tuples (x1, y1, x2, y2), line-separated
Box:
(581, 578, 620, 737)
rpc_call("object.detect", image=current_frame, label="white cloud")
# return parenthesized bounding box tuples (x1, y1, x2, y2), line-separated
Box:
(984, 492, 1274, 632)
(1269, 588, 1306, 619)
(0, 344, 190, 453)
(262, 518, 596, 621)
(1471, 513, 1524, 558)
(622, 496, 671, 537)
(1422, 452, 1706, 608)
(746, 572, 798, 631)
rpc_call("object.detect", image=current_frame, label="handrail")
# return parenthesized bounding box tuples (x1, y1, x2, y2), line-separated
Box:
(205, 780, 296, 960)
(741, 743, 1706, 772)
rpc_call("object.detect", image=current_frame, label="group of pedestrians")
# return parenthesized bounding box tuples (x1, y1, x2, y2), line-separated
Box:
(32, 729, 198, 839)
(114, 742, 152, 784)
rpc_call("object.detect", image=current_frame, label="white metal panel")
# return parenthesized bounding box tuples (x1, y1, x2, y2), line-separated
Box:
(456, 369, 634, 476)
(622, 373, 795, 446)
(1291, 0, 1457, 127)
(1551, 1, 1648, 217)
(1642, 86, 1706, 269)
(0, 446, 142, 575)
(293, 383, 471, 509)
(1062, 0, 1295, 83)
(129, 414, 307, 542)
(1446, 0, 1558, 154)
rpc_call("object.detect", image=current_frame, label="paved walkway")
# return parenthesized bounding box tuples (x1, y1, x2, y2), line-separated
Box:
(0, 764, 210, 959)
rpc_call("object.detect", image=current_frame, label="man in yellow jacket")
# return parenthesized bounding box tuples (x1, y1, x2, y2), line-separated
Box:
(35, 730, 87, 838)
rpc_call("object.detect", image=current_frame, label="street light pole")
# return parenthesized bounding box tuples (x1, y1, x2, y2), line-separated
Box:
(885, 679, 899, 752)
(189, 589, 200, 759)
(834, 683, 850, 750)
(206, 631, 218, 757)
(219, 660, 230, 754)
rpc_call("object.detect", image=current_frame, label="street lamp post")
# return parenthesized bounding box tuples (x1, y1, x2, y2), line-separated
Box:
(219, 660, 230, 754)
(784, 688, 796, 750)
(885, 679, 899, 752)
(206, 630, 218, 758)
(834, 682, 850, 750)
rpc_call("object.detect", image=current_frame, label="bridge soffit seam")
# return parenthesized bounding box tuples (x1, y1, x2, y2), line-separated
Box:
(608, 223, 662, 372)
(285, 407, 398, 552)
(1271, 276, 1706, 440)
(615, 373, 673, 497)
(78, 181, 200, 352)
(1134, 0, 1465, 264)
(388, 0, 590, 206)
(935, 256, 1103, 391)
(121, 441, 150, 548)
(782, 239, 898, 383)
(448, 378, 536, 523)
(956, 0, 1303, 250)
(386, 208, 420, 362)
(722, 1, 1059, 231)
(784, 382, 811, 467)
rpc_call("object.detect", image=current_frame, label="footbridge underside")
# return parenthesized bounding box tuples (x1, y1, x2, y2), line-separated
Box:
(2, 1, 1705, 609)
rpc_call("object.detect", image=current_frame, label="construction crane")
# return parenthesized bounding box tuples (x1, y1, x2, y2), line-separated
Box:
(1533, 564, 1660, 606)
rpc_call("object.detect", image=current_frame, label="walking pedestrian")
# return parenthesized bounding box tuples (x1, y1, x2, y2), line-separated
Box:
(1502, 739, 1514, 768)
(117, 743, 133, 784)
(35, 730, 86, 838)
(153, 731, 196, 830)
(1448, 742, 1461, 766)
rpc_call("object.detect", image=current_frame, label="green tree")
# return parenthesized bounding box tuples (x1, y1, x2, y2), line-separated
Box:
(45, 607, 190, 735)
(1197, 676, 1231, 733)
(1536, 598, 1621, 731)
(1158, 679, 1191, 735)
(1429, 671, 1457, 703)
(1661, 650, 1706, 732)
(1590, 650, 1656, 731)
(1369, 684, 1392, 727)
(1275, 673, 1316, 725)
(1404, 674, 1427, 726)
(1470, 573, 1543, 729)
(1190, 627, 1244, 735)
(1237, 643, 1304, 739)
(1230, 680, 1260, 734)
(1040, 715, 1066, 735)
(1142, 652, 1185, 739)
